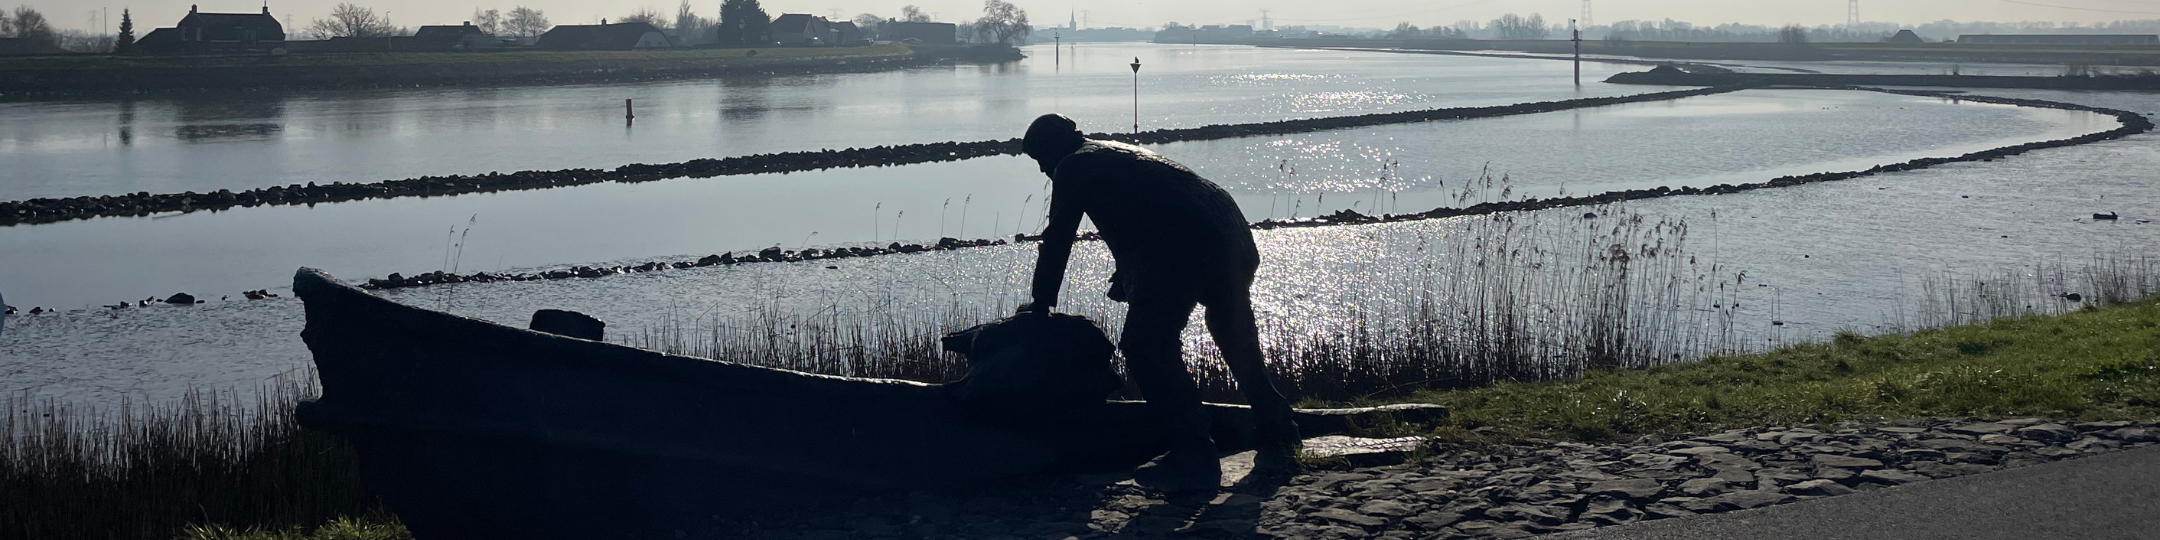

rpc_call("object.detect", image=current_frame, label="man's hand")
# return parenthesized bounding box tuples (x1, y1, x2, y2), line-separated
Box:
(1015, 301, 1053, 318)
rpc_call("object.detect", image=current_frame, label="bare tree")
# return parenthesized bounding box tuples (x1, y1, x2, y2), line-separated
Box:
(1490, 13, 1549, 40)
(10, 6, 53, 42)
(0, 9, 11, 38)
(308, 3, 394, 39)
(472, 8, 502, 35)
(674, 0, 713, 42)
(618, 7, 665, 26)
(1778, 25, 1810, 45)
(899, 5, 931, 23)
(504, 6, 552, 41)
(853, 13, 881, 34)
(972, 0, 1028, 44)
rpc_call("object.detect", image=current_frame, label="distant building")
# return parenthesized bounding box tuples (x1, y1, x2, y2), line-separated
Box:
(1956, 34, 2158, 46)
(414, 22, 499, 50)
(1885, 29, 1925, 44)
(536, 22, 673, 50)
(137, 4, 288, 55)
(772, 14, 831, 45)
(832, 21, 864, 45)
(882, 20, 957, 45)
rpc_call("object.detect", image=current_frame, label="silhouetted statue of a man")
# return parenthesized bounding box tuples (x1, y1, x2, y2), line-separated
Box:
(1019, 113, 1300, 490)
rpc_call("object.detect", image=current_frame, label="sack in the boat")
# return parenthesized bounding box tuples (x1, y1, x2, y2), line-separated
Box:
(940, 313, 1121, 417)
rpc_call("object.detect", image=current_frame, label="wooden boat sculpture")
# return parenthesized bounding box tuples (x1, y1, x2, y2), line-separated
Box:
(291, 268, 1442, 538)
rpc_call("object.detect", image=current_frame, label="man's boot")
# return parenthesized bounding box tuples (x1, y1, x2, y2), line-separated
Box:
(1252, 405, 1304, 473)
(1133, 410, 1222, 493)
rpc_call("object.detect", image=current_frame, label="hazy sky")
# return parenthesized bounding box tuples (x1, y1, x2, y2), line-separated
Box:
(27, 0, 2160, 34)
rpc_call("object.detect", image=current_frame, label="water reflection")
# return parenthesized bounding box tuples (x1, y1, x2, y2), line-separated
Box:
(0, 44, 1655, 200)
(0, 90, 2101, 312)
(5, 90, 2158, 405)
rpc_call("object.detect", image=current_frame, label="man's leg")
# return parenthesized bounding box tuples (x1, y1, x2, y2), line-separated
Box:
(1200, 276, 1303, 466)
(1119, 288, 1218, 490)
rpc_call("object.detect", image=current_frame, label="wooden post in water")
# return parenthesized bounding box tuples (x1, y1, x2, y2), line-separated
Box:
(625, 99, 635, 121)
(1572, 20, 1583, 87)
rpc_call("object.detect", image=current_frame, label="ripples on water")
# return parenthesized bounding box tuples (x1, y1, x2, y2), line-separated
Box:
(2, 65, 2157, 405)
(0, 90, 2097, 310)
(0, 44, 1648, 201)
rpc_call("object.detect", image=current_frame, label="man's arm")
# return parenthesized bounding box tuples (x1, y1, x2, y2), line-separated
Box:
(1029, 169, 1086, 311)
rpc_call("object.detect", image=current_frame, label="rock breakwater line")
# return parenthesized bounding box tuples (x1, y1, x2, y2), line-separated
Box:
(0, 87, 1742, 228)
(1240, 88, 2152, 232)
(358, 88, 2145, 294)
(682, 417, 2157, 539)
(357, 236, 1023, 290)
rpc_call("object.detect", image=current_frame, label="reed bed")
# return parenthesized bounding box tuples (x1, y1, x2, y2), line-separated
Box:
(631, 196, 1749, 403)
(1900, 253, 2160, 331)
(1, 373, 379, 540)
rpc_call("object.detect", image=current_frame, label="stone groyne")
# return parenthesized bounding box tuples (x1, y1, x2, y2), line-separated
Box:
(1608, 67, 2160, 91)
(350, 88, 2149, 294)
(0, 86, 1743, 228)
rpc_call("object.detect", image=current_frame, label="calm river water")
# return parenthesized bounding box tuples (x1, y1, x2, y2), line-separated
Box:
(1, 46, 2155, 404)
(0, 43, 1648, 201)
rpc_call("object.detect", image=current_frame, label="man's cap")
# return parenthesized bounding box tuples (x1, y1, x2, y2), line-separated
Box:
(1023, 114, 1085, 160)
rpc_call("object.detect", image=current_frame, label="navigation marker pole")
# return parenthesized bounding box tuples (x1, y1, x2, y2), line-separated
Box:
(1130, 58, 1142, 134)
(625, 99, 635, 123)
(1571, 19, 1583, 87)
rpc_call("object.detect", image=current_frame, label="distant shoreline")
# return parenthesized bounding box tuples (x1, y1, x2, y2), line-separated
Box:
(0, 44, 994, 101)
(1168, 37, 2160, 67)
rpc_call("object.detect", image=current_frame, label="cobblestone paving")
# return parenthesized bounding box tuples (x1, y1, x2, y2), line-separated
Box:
(716, 418, 2157, 539)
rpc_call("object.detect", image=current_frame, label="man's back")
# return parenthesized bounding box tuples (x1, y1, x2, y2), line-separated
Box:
(1050, 141, 1258, 277)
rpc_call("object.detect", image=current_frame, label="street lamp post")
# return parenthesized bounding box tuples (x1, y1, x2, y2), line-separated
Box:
(1129, 57, 1142, 134)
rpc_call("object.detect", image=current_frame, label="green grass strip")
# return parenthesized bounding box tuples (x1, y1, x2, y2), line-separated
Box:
(1413, 300, 2160, 442)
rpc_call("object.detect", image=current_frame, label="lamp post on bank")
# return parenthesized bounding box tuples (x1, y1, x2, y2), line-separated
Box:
(1130, 57, 1142, 134)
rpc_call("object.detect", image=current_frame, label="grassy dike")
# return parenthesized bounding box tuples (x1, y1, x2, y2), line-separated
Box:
(1413, 299, 2160, 443)
(0, 44, 918, 97)
(162, 299, 2160, 540)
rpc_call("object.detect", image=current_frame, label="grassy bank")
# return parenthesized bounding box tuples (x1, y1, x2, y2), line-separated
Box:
(0, 44, 916, 97)
(1414, 298, 2160, 443)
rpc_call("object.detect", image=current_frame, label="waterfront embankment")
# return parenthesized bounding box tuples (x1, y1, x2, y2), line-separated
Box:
(0, 44, 926, 99)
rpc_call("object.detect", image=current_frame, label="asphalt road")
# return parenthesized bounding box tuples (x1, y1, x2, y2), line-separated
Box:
(1556, 445, 2160, 540)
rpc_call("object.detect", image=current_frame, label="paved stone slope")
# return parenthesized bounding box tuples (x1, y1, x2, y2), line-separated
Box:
(1252, 418, 2157, 539)
(705, 417, 2155, 539)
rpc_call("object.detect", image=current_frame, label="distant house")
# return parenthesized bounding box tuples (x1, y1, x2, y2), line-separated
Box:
(772, 14, 832, 45)
(137, 4, 288, 54)
(414, 22, 499, 50)
(1956, 34, 2158, 46)
(881, 21, 957, 45)
(1885, 30, 1925, 44)
(536, 22, 674, 50)
(833, 21, 864, 45)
